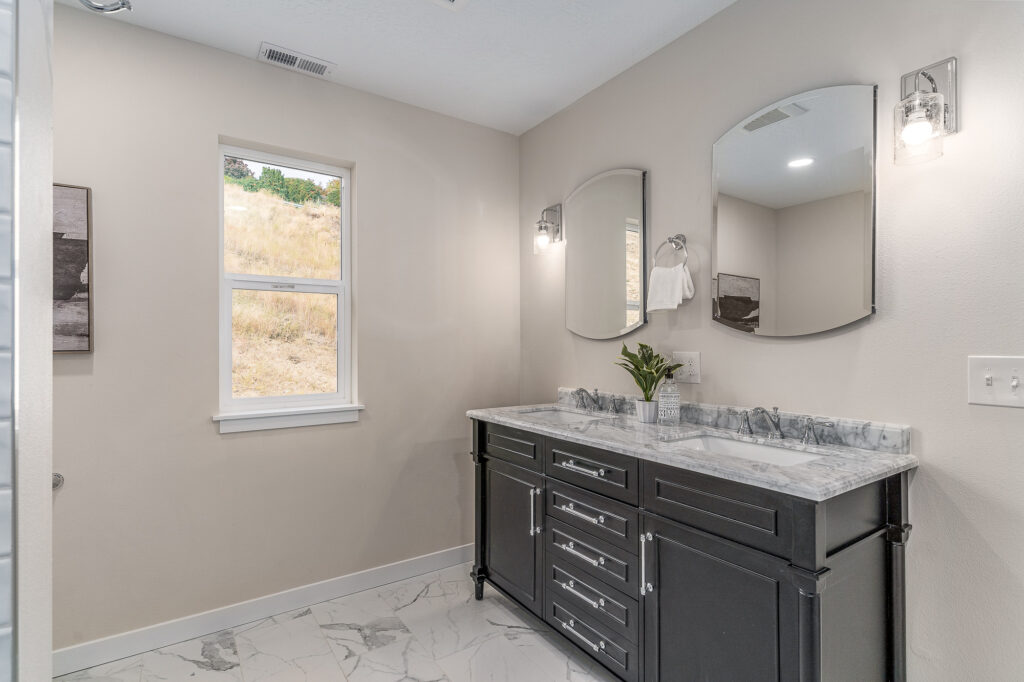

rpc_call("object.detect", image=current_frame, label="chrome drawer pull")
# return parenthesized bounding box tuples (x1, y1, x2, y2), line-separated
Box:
(559, 459, 607, 478)
(561, 503, 605, 526)
(528, 488, 542, 536)
(560, 541, 606, 567)
(560, 580, 605, 610)
(640, 532, 654, 596)
(562, 619, 605, 653)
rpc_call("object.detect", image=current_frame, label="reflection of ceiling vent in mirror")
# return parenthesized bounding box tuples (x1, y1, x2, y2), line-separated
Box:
(743, 102, 809, 132)
(428, 0, 472, 9)
(258, 43, 335, 78)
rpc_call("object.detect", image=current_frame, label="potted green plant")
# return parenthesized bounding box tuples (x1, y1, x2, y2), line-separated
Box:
(616, 343, 682, 423)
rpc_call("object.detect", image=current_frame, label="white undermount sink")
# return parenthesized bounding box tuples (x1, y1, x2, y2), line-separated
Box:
(674, 435, 823, 467)
(522, 408, 614, 425)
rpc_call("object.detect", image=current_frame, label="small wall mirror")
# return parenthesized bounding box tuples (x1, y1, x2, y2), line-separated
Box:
(712, 85, 876, 336)
(565, 169, 647, 340)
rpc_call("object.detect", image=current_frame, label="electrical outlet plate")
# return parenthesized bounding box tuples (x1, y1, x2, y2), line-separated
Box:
(968, 356, 1024, 408)
(673, 352, 701, 384)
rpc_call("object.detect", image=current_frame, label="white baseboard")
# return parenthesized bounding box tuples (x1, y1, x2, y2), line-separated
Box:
(52, 543, 473, 677)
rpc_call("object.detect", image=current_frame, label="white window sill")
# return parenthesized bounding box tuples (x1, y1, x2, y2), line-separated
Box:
(212, 404, 364, 434)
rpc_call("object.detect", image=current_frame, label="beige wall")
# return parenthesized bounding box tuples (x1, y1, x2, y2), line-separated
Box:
(15, 0, 54, 677)
(52, 6, 520, 648)
(519, 0, 1024, 679)
(775, 191, 870, 335)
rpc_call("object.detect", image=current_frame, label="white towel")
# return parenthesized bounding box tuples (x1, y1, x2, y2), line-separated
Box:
(647, 263, 695, 312)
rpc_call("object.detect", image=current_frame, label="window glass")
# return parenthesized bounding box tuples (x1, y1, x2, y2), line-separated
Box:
(231, 289, 339, 398)
(223, 156, 341, 280)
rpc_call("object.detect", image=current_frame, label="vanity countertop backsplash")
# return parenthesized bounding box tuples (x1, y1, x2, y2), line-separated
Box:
(467, 388, 917, 502)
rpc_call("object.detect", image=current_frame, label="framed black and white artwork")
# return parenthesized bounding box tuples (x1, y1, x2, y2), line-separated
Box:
(53, 184, 93, 353)
(715, 272, 760, 333)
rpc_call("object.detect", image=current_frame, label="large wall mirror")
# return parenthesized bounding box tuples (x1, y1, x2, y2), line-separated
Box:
(565, 169, 647, 340)
(712, 85, 876, 336)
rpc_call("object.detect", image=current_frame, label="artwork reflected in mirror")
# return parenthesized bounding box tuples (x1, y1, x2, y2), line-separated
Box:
(53, 184, 92, 352)
(565, 169, 647, 340)
(712, 85, 876, 336)
(715, 273, 761, 332)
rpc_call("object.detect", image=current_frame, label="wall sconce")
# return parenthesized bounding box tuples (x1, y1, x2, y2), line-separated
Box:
(895, 57, 958, 164)
(534, 204, 562, 252)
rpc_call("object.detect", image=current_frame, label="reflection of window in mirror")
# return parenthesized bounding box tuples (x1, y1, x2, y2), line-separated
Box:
(625, 219, 641, 328)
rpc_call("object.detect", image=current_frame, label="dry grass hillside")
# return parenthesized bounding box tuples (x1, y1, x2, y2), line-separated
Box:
(224, 182, 341, 398)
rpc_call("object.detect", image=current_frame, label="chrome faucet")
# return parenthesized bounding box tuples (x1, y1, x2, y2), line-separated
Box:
(799, 416, 836, 445)
(750, 406, 784, 440)
(573, 388, 601, 412)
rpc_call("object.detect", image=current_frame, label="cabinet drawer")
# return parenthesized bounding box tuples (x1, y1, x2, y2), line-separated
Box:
(546, 593, 640, 682)
(547, 518, 639, 596)
(545, 438, 638, 504)
(547, 480, 640, 553)
(482, 423, 542, 471)
(643, 461, 796, 559)
(546, 556, 639, 644)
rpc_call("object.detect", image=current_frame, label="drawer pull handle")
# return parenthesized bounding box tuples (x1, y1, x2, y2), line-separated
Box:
(562, 619, 605, 653)
(528, 488, 542, 536)
(561, 503, 605, 526)
(560, 580, 605, 610)
(561, 541, 606, 567)
(559, 459, 607, 478)
(640, 532, 654, 596)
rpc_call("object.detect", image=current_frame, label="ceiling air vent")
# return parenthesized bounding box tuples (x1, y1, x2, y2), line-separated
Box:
(258, 42, 335, 79)
(743, 102, 808, 132)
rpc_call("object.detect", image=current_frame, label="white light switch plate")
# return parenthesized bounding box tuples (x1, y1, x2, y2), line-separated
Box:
(673, 352, 701, 384)
(968, 356, 1024, 408)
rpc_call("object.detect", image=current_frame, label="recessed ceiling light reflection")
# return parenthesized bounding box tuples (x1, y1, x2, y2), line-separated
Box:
(787, 158, 814, 168)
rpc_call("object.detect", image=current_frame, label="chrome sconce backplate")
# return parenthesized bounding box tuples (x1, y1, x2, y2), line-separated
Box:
(900, 57, 958, 135)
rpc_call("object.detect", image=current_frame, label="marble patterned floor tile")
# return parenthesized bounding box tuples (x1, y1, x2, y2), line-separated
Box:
(56, 563, 624, 682)
(310, 587, 413, 664)
(55, 655, 143, 682)
(139, 629, 242, 682)
(340, 637, 447, 682)
(235, 607, 347, 682)
(377, 566, 508, 660)
(434, 632, 553, 682)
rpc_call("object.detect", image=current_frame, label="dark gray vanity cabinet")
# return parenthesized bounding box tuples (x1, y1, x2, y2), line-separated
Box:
(481, 457, 545, 616)
(642, 513, 801, 681)
(471, 419, 911, 682)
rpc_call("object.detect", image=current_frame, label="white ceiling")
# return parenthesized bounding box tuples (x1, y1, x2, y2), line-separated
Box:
(57, 0, 737, 134)
(715, 85, 875, 209)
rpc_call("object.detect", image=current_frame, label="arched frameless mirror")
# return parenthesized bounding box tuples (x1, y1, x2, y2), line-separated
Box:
(564, 169, 648, 340)
(712, 85, 877, 336)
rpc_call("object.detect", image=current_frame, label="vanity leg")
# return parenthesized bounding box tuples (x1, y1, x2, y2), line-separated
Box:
(886, 472, 912, 682)
(471, 420, 487, 601)
(472, 571, 485, 600)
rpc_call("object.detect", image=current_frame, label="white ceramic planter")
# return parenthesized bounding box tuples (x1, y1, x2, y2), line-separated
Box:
(635, 400, 659, 423)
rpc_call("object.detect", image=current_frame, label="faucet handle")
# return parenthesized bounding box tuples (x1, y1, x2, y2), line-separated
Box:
(727, 408, 753, 436)
(800, 417, 836, 445)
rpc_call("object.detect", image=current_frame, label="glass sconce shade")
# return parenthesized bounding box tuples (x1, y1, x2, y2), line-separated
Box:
(895, 90, 945, 164)
(534, 222, 552, 251)
(533, 204, 562, 253)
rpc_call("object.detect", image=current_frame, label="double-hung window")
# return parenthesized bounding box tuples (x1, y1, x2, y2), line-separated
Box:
(214, 145, 357, 433)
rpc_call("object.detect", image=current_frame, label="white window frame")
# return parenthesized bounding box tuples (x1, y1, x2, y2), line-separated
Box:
(213, 145, 360, 433)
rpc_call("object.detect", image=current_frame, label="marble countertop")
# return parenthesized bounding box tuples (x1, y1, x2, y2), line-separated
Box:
(467, 404, 918, 502)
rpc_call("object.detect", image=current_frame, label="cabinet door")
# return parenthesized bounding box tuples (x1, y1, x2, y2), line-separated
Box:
(485, 458, 545, 615)
(642, 514, 800, 682)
